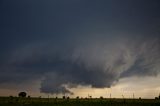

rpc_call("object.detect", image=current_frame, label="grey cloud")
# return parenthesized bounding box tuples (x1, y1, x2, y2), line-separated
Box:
(0, 35, 160, 94)
(1, 0, 160, 95)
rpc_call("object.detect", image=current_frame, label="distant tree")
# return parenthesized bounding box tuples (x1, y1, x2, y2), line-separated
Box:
(89, 96, 92, 99)
(63, 96, 65, 99)
(76, 96, 79, 99)
(9, 95, 14, 103)
(155, 97, 158, 100)
(100, 96, 103, 99)
(9, 96, 13, 101)
(18, 92, 27, 97)
(67, 96, 70, 100)
(9, 95, 13, 98)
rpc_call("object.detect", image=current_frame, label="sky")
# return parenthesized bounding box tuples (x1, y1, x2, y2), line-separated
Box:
(0, 0, 160, 98)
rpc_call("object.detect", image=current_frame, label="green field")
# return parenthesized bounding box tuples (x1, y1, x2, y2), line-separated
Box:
(0, 97, 160, 106)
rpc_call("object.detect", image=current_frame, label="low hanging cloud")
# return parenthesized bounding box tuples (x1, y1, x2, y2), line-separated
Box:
(0, 35, 160, 94)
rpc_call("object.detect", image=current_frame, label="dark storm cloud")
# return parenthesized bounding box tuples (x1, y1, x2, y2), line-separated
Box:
(1, 35, 160, 94)
(0, 0, 160, 94)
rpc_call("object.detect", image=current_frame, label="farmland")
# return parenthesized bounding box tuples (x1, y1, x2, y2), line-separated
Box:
(0, 97, 160, 106)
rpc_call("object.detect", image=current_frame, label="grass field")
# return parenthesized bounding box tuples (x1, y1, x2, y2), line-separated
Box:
(0, 97, 160, 106)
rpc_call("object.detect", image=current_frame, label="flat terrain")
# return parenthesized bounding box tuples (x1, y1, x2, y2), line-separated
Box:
(0, 97, 160, 106)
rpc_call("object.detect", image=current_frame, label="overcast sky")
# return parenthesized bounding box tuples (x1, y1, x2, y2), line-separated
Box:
(0, 0, 160, 98)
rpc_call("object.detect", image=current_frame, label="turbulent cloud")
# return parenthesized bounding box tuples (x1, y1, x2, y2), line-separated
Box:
(0, 35, 160, 94)
(1, 0, 160, 95)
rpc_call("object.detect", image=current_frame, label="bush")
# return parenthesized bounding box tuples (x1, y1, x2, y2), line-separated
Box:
(18, 92, 27, 97)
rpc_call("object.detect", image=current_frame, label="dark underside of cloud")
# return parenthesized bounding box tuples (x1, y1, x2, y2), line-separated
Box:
(0, 35, 160, 94)
(1, 0, 160, 94)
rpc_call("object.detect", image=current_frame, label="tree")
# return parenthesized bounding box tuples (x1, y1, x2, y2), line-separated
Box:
(155, 97, 158, 100)
(62, 96, 65, 99)
(100, 96, 103, 99)
(67, 96, 70, 100)
(76, 96, 79, 99)
(18, 92, 27, 97)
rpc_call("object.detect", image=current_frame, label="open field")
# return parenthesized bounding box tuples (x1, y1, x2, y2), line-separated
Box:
(0, 97, 160, 106)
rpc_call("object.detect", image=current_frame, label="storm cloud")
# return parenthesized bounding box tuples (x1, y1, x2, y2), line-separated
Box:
(1, 0, 160, 94)
(0, 35, 160, 94)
